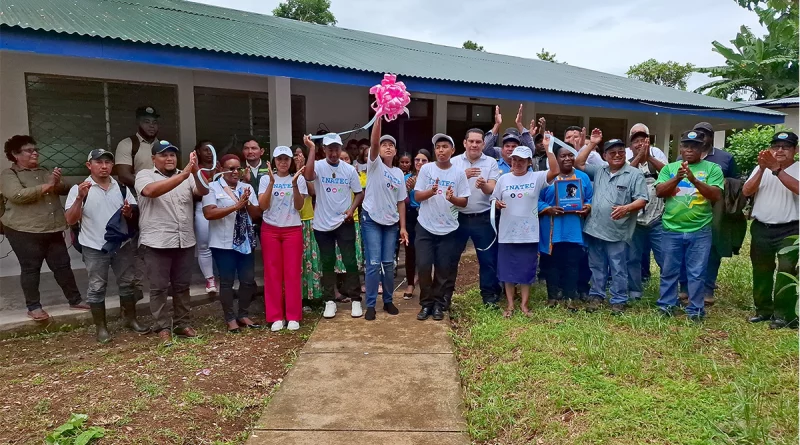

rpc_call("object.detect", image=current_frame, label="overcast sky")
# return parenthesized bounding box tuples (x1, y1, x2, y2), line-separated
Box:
(195, 0, 763, 91)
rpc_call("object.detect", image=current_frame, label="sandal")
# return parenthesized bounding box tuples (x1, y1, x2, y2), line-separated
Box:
(503, 309, 514, 318)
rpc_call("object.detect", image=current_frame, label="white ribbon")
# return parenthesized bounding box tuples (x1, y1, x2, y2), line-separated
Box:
(196, 144, 228, 189)
(309, 114, 380, 140)
(475, 199, 498, 252)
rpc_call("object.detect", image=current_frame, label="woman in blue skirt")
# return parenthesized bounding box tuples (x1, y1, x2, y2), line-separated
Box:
(491, 134, 558, 317)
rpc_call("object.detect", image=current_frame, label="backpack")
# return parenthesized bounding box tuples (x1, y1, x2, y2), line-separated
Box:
(129, 135, 141, 160)
(70, 184, 128, 253)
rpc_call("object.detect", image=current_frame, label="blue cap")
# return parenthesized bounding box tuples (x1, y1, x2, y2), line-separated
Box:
(152, 140, 179, 155)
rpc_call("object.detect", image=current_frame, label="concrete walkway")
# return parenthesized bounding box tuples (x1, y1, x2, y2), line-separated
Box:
(247, 295, 470, 445)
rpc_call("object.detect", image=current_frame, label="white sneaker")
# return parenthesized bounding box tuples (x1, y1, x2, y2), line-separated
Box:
(205, 277, 218, 293)
(323, 301, 337, 318)
(351, 301, 363, 318)
(270, 321, 285, 332)
(287, 321, 300, 331)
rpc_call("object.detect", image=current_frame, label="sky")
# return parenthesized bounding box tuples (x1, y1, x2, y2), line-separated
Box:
(195, 0, 764, 91)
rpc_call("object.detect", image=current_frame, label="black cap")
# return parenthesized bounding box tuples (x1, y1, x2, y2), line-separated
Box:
(151, 140, 179, 155)
(87, 148, 114, 162)
(693, 122, 713, 135)
(136, 106, 160, 119)
(602, 139, 625, 153)
(771, 131, 799, 146)
(680, 130, 705, 145)
(502, 133, 521, 145)
(534, 133, 544, 143)
(629, 131, 649, 141)
(504, 128, 520, 136)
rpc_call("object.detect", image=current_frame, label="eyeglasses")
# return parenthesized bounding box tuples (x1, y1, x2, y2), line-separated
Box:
(17, 148, 39, 155)
(605, 151, 625, 158)
(770, 145, 795, 151)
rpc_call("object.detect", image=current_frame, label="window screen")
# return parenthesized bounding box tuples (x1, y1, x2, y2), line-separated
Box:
(25, 74, 178, 175)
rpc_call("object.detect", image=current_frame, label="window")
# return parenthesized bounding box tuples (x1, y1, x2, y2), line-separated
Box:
(194, 87, 307, 156)
(535, 114, 583, 141)
(447, 102, 496, 152)
(25, 74, 178, 175)
(588, 117, 628, 142)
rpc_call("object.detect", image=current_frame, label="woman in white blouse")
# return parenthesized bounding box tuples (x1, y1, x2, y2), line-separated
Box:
(258, 146, 309, 331)
(202, 154, 261, 333)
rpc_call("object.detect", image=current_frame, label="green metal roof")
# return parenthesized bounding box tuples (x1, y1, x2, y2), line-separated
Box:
(0, 0, 783, 117)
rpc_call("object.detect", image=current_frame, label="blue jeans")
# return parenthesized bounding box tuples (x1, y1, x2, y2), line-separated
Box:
(627, 222, 664, 299)
(679, 248, 721, 298)
(456, 211, 502, 304)
(82, 243, 136, 304)
(361, 210, 399, 308)
(658, 226, 712, 317)
(587, 235, 629, 305)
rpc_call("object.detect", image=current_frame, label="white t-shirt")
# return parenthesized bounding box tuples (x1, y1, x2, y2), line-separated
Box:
(414, 162, 471, 235)
(626, 145, 668, 163)
(363, 156, 407, 225)
(201, 179, 258, 250)
(65, 178, 137, 251)
(749, 162, 799, 224)
(491, 171, 550, 243)
(451, 153, 501, 214)
(354, 161, 368, 174)
(259, 174, 308, 228)
(312, 159, 362, 231)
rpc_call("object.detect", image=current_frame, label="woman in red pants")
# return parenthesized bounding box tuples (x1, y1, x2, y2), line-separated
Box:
(258, 146, 308, 331)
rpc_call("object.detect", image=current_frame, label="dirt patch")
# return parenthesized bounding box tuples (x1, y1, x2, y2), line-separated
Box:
(0, 302, 318, 444)
(455, 251, 480, 294)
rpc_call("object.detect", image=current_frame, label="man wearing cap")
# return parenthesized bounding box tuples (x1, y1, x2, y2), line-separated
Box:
(625, 124, 668, 165)
(114, 105, 160, 308)
(65, 149, 148, 343)
(483, 105, 537, 174)
(414, 133, 471, 320)
(303, 133, 364, 319)
(135, 141, 209, 340)
(452, 128, 502, 306)
(626, 126, 667, 301)
(655, 130, 724, 321)
(743, 131, 799, 329)
(575, 130, 648, 315)
(677, 122, 740, 305)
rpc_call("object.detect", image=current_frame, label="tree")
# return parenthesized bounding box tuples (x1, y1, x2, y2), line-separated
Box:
(694, 1, 798, 99)
(273, 0, 336, 25)
(536, 48, 560, 63)
(725, 124, 782, 174)
(462, 40, 484, 51)
(626, 59, 695, 90)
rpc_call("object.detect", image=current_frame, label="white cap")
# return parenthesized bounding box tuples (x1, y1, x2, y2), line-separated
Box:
(322, 133, 343, 146)
(273, 145, 293, 158)
(511, 146, 533, 159)
(379, 135, 397, 145)
(431, 133, 454, 147)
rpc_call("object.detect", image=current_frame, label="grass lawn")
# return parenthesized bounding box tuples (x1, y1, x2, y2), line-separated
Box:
(451, 238, 799, 444)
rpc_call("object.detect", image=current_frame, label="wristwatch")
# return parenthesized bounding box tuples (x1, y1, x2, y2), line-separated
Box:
(772, 168, 782, 176)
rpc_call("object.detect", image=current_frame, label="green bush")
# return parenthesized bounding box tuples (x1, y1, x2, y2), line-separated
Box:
(725, 125, 777, 176)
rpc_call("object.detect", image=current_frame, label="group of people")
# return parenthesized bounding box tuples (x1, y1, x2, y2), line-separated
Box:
(1, 103, 797, 344)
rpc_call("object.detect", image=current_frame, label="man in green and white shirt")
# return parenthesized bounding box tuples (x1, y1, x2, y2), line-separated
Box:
(655, 130, 724, 321)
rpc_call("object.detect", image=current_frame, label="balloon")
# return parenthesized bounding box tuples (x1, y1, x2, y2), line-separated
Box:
(369, 74, 411, 122)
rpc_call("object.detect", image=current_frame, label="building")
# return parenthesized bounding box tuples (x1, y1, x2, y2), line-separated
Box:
(0, 0, 785, 311)
(741, 97, 798, 131)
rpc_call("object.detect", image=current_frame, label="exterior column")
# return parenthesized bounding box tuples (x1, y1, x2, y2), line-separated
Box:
(658, 114, 673, 160)
(176, 71, 196, 162)
(714, 130, 726, 149)
(434, 95, 448, 134)
(268, 76, 292, 150)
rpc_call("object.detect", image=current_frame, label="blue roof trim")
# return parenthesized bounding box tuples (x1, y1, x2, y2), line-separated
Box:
(0, 27, 783, 125)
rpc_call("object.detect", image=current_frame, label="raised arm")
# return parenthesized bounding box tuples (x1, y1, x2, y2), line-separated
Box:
(303, 135, 317, 182)
(369, 117, 382, 162)
(575, 128, 600, 170)
(543, 133, 560, 183)
(140, 153, 198, 198)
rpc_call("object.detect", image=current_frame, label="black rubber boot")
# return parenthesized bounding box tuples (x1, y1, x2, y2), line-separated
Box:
(90, 302, 111, 344)
(121, 299, 149, 334)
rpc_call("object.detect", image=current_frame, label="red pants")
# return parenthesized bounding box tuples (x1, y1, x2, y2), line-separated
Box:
(261, 224, 303, 322)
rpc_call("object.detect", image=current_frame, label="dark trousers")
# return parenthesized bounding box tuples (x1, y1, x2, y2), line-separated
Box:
(5, 227, 81, 311)
(578, 248, 591, 296)
(211, 248, 256, 323)
(543, 242, 583, 300)
(405, 207, 418, 287)
(416, 224, 461, 309)
(750, 220, 799, 320)
(144, 246, 194, 331)
(456, 211, 501, 304)
(315, 222, 361, 302)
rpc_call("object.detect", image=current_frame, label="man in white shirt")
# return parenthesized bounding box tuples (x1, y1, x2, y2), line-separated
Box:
(113, 105, 159, 309)
(303, 133, 364, 319)
(452, 128, 502, 306)
(135, 141, 209, 340)
(65, 149, 148, 343)
(414, 133, 471, 320)
(743, 131, 799, 329)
